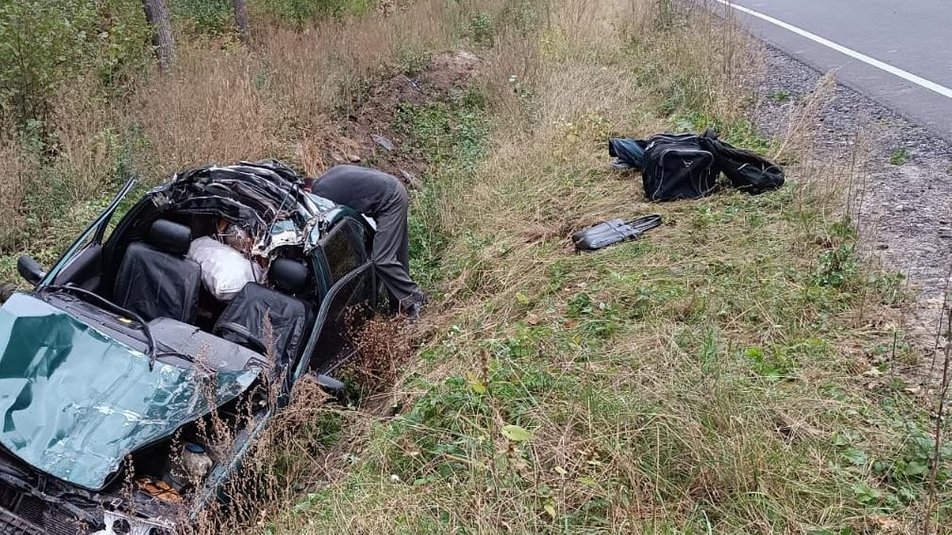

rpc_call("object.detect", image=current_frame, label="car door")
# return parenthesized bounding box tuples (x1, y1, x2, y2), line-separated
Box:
(302, 216, 377, 374)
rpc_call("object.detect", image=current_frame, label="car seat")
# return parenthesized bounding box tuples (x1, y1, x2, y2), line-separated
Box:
(212, 258, 313, 368)
(114, 219, 202, 323)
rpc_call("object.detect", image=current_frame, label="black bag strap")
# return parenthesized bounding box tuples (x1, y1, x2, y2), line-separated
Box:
(701, 130, 784, 194)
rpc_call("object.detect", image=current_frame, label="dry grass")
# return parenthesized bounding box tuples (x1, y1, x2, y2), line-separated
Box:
(131, 47, 280, 178)
(0, 136, 33, 248)
(0, 0, 947, 531)
(131, 0, 494, 179)
(438, 0, 759, 320)
(348, 315, 415, 401)
(0, 0, 500, 272)
(772, 72, 837, 163)
(44, 79, 127, 202)
(257, 0, 460, 122)
(0, 76, 124, 250)
(270, 0, 950, 533)
(184, 377, 345, 535)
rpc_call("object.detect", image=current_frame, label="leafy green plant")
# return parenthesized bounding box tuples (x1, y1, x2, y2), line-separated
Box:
(743, 346, 794, 380)
(468, 11, 495, 48)
(396, 46, 432, 76)
(172, 0, 234, 37)
(814, 243, 858, 288)
(852, 481, 884, 505)
(0, 0, 149, 127)
(566, 292, 621, 339)
(889, 147, 909, 165)
(767, 89, 791, 102)
(875, 430, 951, 489)
(399, 92, 490, 291)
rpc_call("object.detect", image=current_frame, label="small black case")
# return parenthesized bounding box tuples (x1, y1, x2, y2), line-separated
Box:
(572, 214, 662, 252)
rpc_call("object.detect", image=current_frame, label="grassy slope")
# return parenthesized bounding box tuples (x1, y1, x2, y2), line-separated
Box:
(2, 0, 947, 532)
(278, 1, 951, 534)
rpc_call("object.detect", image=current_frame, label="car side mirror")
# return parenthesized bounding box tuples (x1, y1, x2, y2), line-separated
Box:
(17, 255, 46, 286)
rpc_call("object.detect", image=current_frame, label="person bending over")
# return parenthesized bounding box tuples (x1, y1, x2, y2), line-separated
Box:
(307, 165, 426, 318)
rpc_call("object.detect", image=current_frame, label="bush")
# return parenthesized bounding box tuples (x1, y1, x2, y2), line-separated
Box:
(0, 0, 149, 129)
(172, 0, 235, 38)
(251, 0, 373, 26)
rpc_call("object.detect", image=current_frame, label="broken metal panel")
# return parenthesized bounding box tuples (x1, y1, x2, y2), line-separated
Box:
(91, 509, 172, 535)
(156, 163, 338, 260)
(0, 294, 258, 491)
(254, 219, 304, 257)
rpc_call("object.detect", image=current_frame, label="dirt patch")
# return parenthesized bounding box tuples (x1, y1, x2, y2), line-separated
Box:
(298, 50, 481, 186)
(752, 46, 952, 383)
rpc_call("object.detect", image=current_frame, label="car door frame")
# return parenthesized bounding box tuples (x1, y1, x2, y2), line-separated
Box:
(39, 177, 138, 288)
(292, 213, 379, 383)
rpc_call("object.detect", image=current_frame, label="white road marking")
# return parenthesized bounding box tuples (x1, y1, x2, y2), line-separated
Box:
(713, 0, 952, 100)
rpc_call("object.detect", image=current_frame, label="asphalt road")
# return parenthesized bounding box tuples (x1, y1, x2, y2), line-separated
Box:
(714, 0, 952, 140)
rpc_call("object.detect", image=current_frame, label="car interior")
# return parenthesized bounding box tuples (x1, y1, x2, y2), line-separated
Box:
(44, 212, 322, 376)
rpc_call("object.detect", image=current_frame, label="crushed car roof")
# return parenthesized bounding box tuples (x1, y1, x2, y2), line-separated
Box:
(152, 160, 338, 257)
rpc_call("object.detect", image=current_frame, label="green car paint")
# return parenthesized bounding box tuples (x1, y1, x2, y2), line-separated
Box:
(0, 293, 259, 491)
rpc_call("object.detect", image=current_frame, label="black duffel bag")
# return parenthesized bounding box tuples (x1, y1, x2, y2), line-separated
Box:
(641, 133, 718, 201)
(608, 130, 784, 201)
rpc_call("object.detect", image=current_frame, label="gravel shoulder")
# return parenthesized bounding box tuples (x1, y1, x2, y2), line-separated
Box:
(752, 46, 952, 382)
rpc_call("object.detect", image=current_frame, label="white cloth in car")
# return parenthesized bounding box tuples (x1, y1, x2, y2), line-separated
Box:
(187, 236, 260, 301)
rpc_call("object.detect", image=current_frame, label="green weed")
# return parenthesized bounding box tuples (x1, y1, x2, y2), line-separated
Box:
(767, 89, 792, 102)
(0, 0, 149, 127)
(468, 11, 496, 48)
(399, 91, 490, 292)
(251, 0, 372, 25)
(889, 147, 909, 166)
(674, 111, 773, 153)
(172, 0, 234, 37)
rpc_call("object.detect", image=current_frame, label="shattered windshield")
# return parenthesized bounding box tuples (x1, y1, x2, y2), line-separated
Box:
(0, 294, 258, 490)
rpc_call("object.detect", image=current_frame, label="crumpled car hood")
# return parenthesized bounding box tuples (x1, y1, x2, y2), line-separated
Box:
(0, 293, 258, 491)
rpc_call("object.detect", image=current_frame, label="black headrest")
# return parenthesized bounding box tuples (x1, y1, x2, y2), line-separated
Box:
(147, 219, 192, 256)
(269, 258, 309, 295)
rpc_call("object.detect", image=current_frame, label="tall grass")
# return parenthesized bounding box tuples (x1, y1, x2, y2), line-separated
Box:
(267, 0, 951, 533)
(0, 0, 947, 531)
(0, 136, 33, 248)
(0, 0, 499, 278)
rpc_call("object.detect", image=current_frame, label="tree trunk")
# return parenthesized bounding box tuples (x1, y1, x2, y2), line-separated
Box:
(233, 0, 250, 43)
(141, 0, 175, 69)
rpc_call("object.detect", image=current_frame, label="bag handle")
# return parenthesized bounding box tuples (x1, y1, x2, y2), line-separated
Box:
(625, 214, 662, 233)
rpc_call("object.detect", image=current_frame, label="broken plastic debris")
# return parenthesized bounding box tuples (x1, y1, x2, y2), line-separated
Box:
(371, 134, 396, 151)
(136, 477, 183, 503)
(399, 169, 420, 189)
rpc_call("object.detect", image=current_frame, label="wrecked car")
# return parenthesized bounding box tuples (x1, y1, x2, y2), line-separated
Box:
(0, 161, 382, 533)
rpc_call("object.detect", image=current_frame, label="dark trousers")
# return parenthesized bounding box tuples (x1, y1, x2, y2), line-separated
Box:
(373, 183, 424, 310)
